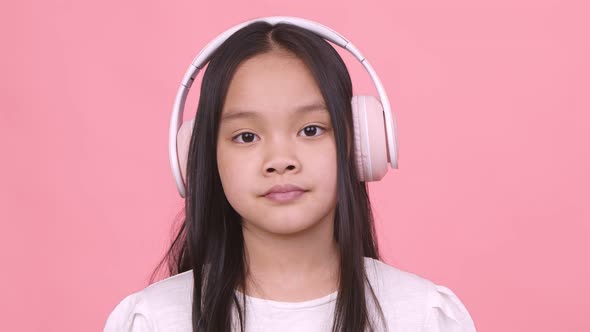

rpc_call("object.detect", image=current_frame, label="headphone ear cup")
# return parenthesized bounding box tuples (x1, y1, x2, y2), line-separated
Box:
(351, 96, 389, 182)
(176, 117, 195, 187)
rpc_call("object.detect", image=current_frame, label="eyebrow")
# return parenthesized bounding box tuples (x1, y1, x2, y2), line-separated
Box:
(221, 101, 328, 123)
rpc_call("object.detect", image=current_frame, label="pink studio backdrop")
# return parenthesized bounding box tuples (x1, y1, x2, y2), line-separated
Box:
(1, 0, 588, 331)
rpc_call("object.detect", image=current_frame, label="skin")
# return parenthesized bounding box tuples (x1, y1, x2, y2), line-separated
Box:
(216, 49, 341, 302)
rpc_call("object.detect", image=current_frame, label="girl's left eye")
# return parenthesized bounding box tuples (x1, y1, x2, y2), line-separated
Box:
(298, 125, 325, 137)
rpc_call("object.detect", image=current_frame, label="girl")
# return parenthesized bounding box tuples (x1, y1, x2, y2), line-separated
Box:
(104, 20, 476, 331)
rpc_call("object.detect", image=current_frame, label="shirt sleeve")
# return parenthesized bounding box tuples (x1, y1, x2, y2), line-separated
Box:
(103, 291, 156, 332)
(422, 285, 477, 332)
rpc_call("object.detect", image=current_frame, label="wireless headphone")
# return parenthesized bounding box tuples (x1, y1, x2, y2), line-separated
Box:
(169, 16, 399, 198)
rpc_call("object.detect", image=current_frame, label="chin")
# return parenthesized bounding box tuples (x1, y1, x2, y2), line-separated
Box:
(249, 215, 321, 235)
(263, 223, 319, 236)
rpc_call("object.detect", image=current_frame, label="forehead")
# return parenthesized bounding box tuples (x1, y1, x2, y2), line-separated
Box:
(221, 52, 326, 119)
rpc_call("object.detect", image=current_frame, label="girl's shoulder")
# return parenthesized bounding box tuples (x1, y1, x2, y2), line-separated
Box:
(364, 257, 477, 331)
(104, 259, 476, 331)
(103, 270, 195, 331)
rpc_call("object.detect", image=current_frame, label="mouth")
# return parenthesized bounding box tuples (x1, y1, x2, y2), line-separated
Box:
(264, 190, 307, 203)
(262, 184, 308, 203)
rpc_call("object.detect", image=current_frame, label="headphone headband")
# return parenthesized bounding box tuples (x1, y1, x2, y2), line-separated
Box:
(170, 16, 398, 198)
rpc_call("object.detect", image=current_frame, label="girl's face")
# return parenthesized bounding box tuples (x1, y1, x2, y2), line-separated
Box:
(216, 51, 338, 235)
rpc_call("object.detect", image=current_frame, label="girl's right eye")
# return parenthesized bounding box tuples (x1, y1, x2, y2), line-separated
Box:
(232, 132, 260, 144)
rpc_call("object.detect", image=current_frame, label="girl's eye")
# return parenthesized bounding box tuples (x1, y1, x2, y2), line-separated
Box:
(231, 126, 325, 144)
(232, 132, 259, 144)
(298, 125, 325, 137)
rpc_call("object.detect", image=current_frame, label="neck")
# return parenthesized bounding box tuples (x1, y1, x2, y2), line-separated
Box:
(239, 210, 341, 301)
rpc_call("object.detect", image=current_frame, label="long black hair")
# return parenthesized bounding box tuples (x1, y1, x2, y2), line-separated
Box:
(150, 20, 387, 331)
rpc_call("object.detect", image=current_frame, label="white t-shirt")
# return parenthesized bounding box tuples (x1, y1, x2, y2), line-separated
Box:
(104, 257, 476, 331)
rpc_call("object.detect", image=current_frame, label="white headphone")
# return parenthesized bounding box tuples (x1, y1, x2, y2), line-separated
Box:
(169, 16, 399, 198)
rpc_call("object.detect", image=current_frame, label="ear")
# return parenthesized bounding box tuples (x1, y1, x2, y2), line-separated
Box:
(177, 117, 195, 185)
(346, 131, 351, 160)
(346, 121, 353, 160)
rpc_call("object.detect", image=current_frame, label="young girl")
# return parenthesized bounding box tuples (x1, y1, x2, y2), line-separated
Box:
(104, 19, 476, 331)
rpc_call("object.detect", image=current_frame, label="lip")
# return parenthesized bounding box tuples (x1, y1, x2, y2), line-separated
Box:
(263, 184, 308, 203)
(263, 184, 305, 195)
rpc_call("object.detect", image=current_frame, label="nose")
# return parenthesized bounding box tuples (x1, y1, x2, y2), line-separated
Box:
(265, 162, 297, 175)
(262, 139, 301, 176)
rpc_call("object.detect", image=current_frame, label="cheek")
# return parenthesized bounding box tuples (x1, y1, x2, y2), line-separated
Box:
(217, 146, 255, 197)
(307, 140, 338, 202)
(312, 138, 338, 175)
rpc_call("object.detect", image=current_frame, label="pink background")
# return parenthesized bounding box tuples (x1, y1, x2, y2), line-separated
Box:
(1, 0, 588, 331)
